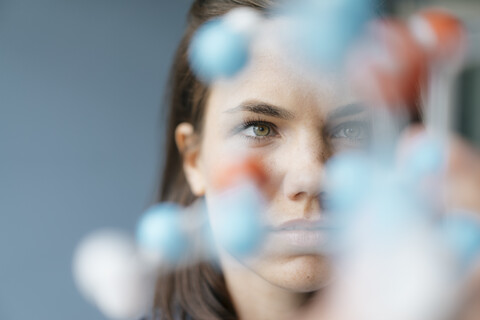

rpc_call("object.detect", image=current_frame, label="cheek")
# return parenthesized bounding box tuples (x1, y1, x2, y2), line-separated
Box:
(199, 128, 232, 188)
(199, 113, 297, 206)
(257, 151, 286, 201)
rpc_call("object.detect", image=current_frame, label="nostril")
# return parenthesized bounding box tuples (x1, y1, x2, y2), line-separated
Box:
(288, 190, 307, 201)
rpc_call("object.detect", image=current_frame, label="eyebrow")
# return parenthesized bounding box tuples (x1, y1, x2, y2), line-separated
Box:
(224, 101, 296, 120)
(326, 103, 367, 122)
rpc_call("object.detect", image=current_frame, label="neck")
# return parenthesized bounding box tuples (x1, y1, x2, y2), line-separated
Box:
(220, 254, 313, 320)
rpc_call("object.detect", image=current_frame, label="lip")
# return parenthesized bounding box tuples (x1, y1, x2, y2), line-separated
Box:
(270, 218, 332, 231)
(273, 229, 327, 248)
(264, 218, 334, 251)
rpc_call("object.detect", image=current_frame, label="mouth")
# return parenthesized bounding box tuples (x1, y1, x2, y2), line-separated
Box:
(279, 226, 323, 231)
(265, 218, 334, 251)
(269, 217, 333, 232)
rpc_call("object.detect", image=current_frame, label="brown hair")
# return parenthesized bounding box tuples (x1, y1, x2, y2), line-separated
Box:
(154, 1, 274, 319)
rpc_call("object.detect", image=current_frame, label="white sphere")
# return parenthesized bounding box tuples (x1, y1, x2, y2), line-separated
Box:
(72, 229, 154, 320)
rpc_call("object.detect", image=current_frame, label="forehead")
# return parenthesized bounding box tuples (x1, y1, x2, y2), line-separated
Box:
(207, 17, 358, 114)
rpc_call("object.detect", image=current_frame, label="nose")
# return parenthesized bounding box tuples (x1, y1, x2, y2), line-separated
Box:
(282, 136, 329, 203)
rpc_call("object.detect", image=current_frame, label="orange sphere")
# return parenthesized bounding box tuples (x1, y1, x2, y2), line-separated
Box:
(409, 8, 466, 62)
(213, 156, 267, 191)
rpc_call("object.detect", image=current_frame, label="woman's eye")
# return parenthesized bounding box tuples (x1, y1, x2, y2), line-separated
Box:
(239, 121, 276, 140)
(331, 121, 370, 142)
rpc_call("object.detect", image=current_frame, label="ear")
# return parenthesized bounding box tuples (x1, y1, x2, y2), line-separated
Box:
(175, 122, 206, 196)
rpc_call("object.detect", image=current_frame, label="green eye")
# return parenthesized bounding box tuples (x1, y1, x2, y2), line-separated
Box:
(253, 124, 270, 137)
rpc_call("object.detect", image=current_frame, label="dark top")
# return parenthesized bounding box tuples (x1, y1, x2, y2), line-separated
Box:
(140, 309, 192, 320)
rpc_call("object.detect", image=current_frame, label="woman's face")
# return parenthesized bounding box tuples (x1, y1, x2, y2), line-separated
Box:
(182, 20, 371, 293)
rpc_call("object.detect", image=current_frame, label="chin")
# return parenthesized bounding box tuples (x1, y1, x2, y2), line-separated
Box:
(255, 254, 332, 292)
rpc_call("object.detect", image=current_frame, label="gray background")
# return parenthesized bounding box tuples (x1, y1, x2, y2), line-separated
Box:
(0, 1, 479, 320)
(0, 1, 190, 319)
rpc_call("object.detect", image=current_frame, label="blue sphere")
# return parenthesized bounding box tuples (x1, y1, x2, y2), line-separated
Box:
(368, 176, 424, 237)
(189, 19, 249, 82)
(287, 0, 373, 67)
(136, 203, 188, 262)
(405, 138, 445, 179)
(215, 186, 264, 257)
(325, 152, 371, 214)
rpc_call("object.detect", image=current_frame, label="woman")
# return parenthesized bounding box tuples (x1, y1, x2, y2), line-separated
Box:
(151, 1, 480, 319)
